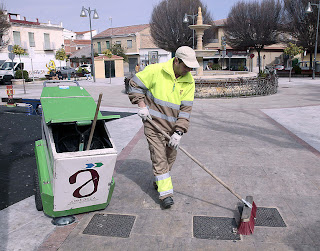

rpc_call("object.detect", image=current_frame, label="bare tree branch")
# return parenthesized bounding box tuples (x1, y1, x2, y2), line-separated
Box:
(283, 0, 318, 68)
(0, 6, 11, 49)
(224, 0, 282, 73)
(150, 0, 215, 52)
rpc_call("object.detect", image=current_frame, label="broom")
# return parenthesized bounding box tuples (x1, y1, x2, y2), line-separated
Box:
(146, 117, 257, 235)
(86, 93, 103, 151)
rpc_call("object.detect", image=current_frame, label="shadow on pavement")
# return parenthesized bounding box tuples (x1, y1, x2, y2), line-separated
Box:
(115, 158, 159, 205)
(0, 107, 42, 251)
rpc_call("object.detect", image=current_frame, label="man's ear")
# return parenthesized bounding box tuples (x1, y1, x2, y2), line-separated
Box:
(173, 57, 179, 65)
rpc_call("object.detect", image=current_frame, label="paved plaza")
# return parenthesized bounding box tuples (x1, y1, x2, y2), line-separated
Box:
(0, 77, 319, 250)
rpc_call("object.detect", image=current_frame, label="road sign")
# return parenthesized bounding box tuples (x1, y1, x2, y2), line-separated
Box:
(9, 52, 15, 60)
(250, 54, 255, 59)
(8, 45, 13, 52)
(227, 52, 233, 58)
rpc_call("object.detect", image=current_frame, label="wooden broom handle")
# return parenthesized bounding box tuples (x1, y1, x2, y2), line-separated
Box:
(86, 93, 103, 151)
(146, 117, 243, 202)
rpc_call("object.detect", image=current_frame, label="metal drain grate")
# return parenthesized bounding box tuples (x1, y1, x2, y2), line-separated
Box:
(193, 216, 241, 240)
(255, 207, 286, 227)
(83, 214, 136, 238)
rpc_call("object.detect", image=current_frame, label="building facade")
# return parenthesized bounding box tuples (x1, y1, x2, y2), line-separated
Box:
(64, 29, 96, 56)
(0, 12, 65, 78)
(92, 24, 171, 75)
(204, 19, 287, 72)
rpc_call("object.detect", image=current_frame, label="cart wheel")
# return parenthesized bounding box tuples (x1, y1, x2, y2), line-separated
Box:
(34, 169, 43, 211)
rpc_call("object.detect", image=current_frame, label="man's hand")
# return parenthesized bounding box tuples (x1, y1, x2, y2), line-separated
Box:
(138, 106, 152, 121)
(168, 132, 182, 150)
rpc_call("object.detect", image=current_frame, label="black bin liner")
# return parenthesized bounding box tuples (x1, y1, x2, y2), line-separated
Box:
(52, 120, 113, 153)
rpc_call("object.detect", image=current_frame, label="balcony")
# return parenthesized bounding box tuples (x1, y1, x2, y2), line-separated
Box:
(43, 42, 56, 51)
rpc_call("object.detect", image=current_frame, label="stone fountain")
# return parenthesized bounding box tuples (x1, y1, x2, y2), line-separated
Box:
(189, 7, 216, 76)
(188, 7, 256, 80)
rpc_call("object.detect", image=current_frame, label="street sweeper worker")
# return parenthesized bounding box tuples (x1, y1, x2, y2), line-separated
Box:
(128, 46, 200, 209)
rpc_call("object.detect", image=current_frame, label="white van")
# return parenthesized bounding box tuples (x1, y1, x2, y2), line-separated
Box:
(0, 61, 24, 84)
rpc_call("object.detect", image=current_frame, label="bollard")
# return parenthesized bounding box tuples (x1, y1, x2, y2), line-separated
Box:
(6, 85, 16, 107)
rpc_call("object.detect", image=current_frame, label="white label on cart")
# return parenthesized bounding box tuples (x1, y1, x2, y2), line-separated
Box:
(53, 154, 117, 211)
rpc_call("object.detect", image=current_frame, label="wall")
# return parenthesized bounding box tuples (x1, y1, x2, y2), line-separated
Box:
(94, 58, 124, 78)
(95, 59, 105, 78)
(205, 25, 287, 72)
(93, 35, 137, 54)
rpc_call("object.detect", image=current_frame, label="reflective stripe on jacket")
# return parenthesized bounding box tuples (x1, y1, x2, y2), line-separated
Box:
(128, 58, 195, 133)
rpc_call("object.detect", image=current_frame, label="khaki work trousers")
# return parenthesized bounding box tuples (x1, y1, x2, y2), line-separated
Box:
(144, 125, 177, 199)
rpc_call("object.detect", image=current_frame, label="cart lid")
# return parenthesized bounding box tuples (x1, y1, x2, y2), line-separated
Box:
(40, 86, 118, 124)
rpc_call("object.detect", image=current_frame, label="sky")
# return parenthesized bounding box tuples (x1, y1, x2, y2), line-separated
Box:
(4, 0, 241, 33)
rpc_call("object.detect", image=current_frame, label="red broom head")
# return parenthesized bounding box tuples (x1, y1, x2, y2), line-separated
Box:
(251, 201, 257, 218)
(237, 201, 257, 235)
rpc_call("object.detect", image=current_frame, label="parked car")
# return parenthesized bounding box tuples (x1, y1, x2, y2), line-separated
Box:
(75, 64, 91, 73)
(274, 64, 284, 71)
(56, 66, 76, 78)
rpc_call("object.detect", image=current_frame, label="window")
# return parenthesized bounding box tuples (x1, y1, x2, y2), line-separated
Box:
(106, 41, 110, 49)
(44, 33, 50, 49)
(28, 32, 35, 47)
(13, 31, 21, 45)
(97, 42, 101, 53)
(127, 40, 132, 49)
(116, 41, 121, 46)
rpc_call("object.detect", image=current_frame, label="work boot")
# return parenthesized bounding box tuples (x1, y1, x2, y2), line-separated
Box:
(162, 197, 174, 209)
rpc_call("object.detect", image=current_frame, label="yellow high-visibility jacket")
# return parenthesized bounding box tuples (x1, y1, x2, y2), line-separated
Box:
(128, 58, 195, 133)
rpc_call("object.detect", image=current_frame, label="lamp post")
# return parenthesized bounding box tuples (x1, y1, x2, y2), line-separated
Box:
(183, 13, 197, 49)
(80, 6, 99, 82)
(306, 1, 320, 79)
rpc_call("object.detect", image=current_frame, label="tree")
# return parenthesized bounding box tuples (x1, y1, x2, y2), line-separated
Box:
(282, 0, 318, 69)
(102, 49, 112, 58)
(55, 47, 67, 68)
(0, 7, 11, 47)
(284, 42, 303, 81)
(224, 0, 282, 74)
(110, 43, 128, 62)
(150, 0, 215, 53)
(13, 45, 27, 93)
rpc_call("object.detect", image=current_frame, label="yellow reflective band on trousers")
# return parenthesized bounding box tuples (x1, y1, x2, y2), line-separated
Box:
(155, 173, 173, 197)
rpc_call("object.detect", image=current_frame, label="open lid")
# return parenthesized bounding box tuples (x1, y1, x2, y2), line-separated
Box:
(40, 85, 118, 124)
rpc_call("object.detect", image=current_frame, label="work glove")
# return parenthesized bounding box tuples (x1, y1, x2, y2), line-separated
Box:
(138, 106, 152, 121)
(168, 131, 182, 150)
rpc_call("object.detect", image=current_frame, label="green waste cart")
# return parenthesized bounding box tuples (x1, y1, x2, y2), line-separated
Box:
(34, 80, 119, 217)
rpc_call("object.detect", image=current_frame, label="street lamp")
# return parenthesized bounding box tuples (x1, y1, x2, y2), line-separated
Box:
(183, 13, 197, 49)
(306, 1, 320, 79)
(80, 6, 99, 82)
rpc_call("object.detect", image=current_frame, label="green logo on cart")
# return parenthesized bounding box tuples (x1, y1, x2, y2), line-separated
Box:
(86, 162, 103, 168)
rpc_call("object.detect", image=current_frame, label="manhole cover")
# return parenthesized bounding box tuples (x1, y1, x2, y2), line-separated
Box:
(83, 214, 136, 238)
(193, 216, 241, 240)
(255, 207, 286, 227)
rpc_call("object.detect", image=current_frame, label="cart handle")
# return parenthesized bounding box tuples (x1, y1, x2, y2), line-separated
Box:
(43, 80, 80, 87)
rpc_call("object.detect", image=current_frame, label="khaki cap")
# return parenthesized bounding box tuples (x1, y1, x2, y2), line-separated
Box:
(175, 46, 200, 68)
